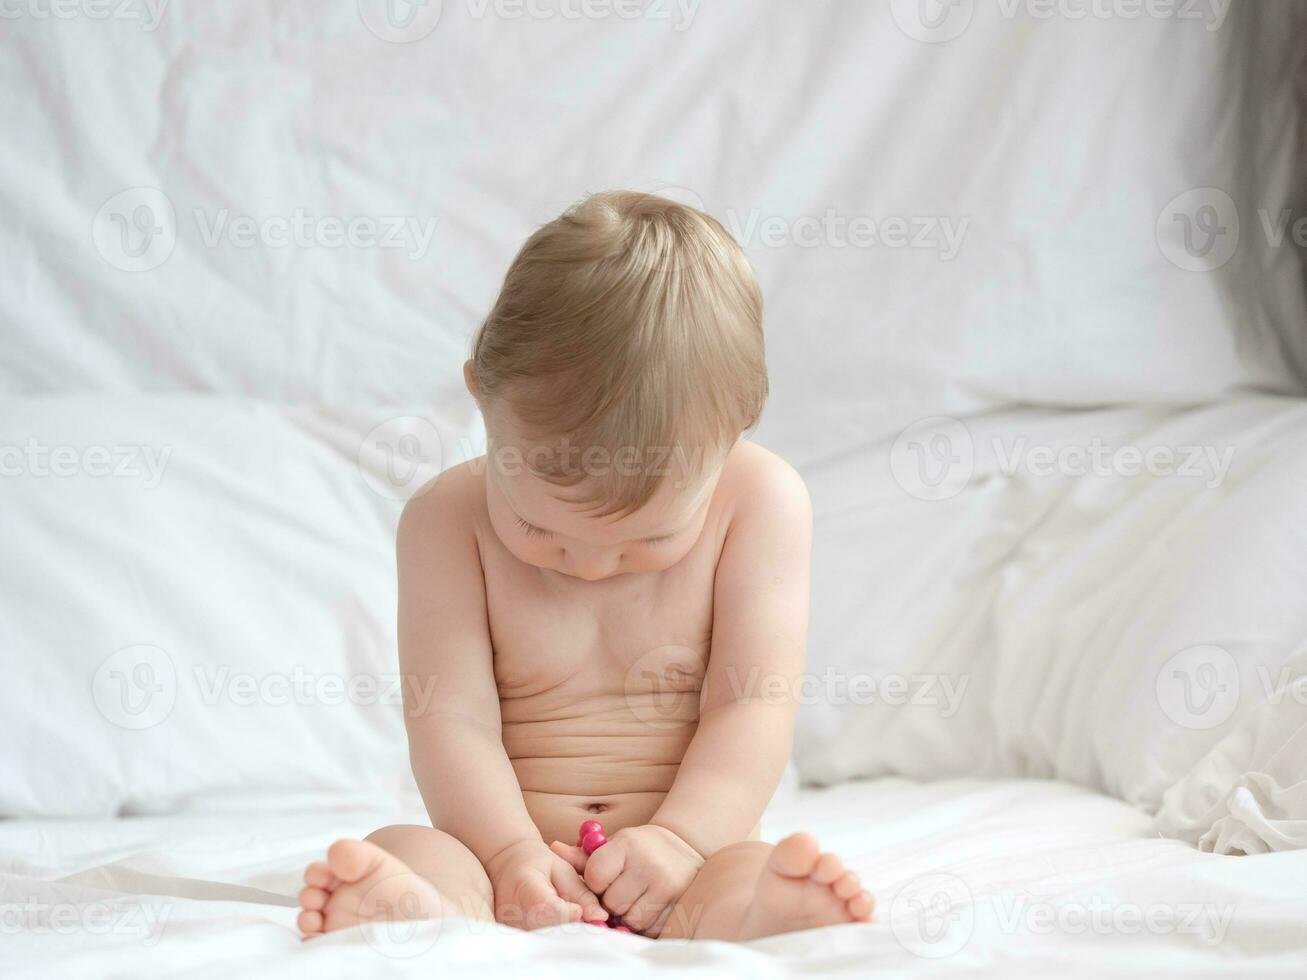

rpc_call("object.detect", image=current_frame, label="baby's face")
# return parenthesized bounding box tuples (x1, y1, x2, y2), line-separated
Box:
(484, 438, 723, 581)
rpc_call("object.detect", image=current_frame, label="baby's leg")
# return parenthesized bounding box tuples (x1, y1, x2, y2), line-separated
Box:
(659, 833, 873, 941)
(297, 825, 493, 935)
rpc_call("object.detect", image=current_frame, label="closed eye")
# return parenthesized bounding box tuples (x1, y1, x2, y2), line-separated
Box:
(515, 517, 554, 540)
(640, 533, 676, 546)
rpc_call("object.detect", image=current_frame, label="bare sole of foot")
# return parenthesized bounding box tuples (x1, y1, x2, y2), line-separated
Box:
(735, 833, 874, 940)
(297, 839, 448, 936)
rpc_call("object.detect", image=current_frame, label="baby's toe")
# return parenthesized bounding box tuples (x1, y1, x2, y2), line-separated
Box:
(303, 862, 335, 888)
(298, 886, 329, 912)
(769, 833, 822, 878)
(298, 909, 325, 934)
(812, 853, 844, 885)
(847, 891, 875, 921)
(326, 839, 384, 883)
(833, 871, 862, 901)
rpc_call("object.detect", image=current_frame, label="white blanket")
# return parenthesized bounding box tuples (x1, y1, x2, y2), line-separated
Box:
(4, 779, 1306, 977)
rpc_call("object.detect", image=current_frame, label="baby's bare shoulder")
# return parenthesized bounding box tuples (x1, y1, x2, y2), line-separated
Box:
(396, 459, 486, 552)
(717, 441, 811, 527)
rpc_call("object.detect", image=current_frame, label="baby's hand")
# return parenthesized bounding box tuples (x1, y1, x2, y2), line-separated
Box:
(485, 839, 607, 929)
(551, 824, 704, 936)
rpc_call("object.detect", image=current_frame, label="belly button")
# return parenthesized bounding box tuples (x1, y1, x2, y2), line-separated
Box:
(585, 802, 609, 814)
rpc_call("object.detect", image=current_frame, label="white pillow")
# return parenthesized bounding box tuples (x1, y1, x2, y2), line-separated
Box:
(2, 2, 1303, 470)
(0, 395, 477, 817)
(795, 397, 1307, 830)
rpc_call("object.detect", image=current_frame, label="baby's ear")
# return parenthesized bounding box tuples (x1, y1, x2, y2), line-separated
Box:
(463, 360, 480, 402)
(549, 840, 587, 873)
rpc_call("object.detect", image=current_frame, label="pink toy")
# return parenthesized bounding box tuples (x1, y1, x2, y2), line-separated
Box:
(577, 821, 632, 932)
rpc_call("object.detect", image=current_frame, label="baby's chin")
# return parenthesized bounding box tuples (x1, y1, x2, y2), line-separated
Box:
(497, 537, 689, 581)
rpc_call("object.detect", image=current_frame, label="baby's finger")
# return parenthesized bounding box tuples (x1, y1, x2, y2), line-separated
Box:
(551, 863, 606, 923)
(518, 872, 581, 929)
(599, 871, 645, 918)
(617, 889, 660, 933)
(582, 841, 625, 896)
(549, 840, 588, 874)
(644, 902, 675, 939)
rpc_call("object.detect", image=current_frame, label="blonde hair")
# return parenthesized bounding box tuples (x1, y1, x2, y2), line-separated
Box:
(470, 190, 767, 515)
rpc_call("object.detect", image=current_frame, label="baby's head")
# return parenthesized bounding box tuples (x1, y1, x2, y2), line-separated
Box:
(467, 190, 767, 580)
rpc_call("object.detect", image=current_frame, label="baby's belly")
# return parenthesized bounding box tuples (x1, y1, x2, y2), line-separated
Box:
(501, 690, 699, 846)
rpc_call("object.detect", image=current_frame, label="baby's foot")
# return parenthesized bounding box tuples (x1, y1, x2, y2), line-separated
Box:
(297, 839, 448, 936)
(736, 833, 874, 940)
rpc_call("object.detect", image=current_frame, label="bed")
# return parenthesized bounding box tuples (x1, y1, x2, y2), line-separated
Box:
(6, 778, 1306, 977)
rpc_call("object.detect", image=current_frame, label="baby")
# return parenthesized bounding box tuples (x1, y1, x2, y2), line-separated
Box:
(297, 191, 873, 942)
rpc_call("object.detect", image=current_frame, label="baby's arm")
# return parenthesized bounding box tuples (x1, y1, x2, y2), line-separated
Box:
(398, 468, 604, 925)
(578, 450, 811, 932)
(650, 450, 811, 854)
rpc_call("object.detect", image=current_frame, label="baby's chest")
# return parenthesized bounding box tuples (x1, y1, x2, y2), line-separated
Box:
(483, 557, 716, 699)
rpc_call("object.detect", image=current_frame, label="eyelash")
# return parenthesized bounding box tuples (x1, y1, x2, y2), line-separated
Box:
(515, 518, 553, 540)
(514, 517, 674, 547)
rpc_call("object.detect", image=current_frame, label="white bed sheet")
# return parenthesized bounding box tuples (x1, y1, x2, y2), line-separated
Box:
(3, 778, 1305, 978)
